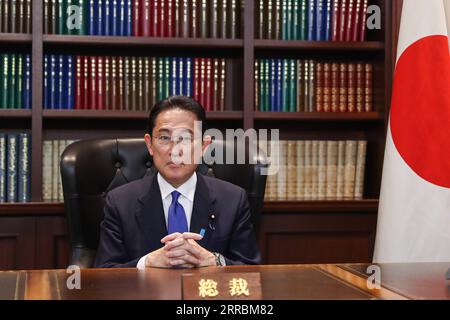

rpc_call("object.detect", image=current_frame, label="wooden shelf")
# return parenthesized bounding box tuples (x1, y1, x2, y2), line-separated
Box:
(254, 40, 385, 51)
(0, 109, 32, 118)
(43, 35, 244, 49)
(254, 111, 384, 121)
(263, 199, 379, 213)
(0, 202, 65, 216)
(0, 200, 378, 216)
(0, 33, 32, 44)
(42, 110, 243, 120)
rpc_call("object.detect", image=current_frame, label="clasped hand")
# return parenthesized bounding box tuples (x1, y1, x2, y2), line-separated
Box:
(144, 232, 216, 268)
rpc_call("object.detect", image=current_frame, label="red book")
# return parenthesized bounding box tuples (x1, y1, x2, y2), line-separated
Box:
(83, 56, 89, 109)
(331, 0, 340, 41)
(206, 59, 214, 111)
(89, 57, 98, 110)
(167, 0, 173, 37)
(97, 57, 105, 110)
(133, 0, 141, 36)
(75, 56, 82, 109)
(193, 58, 200, 102)
(315, 63, 324, 112)
(200, 58, 206, 108)
(345, 0, 355, 42)
(149, 0, 154, 36)
(152, 0, 159, 36)
(339, 0, 348, 42)
(352, 0, 362, 41)
(323, 63, 331, 112)
(142, 0, 151, 36)
(160, 0, 165, 37)
(359, 0, 368, 41)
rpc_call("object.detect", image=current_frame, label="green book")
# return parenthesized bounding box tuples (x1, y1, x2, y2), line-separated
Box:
(282, 59, 289, 112)
(286, 0, 292, 40)
(2, 55, 9, 109)
(164, 58, 170, 99)
(8, 55, 16, 109)
(67, 0, 86, 35)
(293, 0, 299, 40)
(15, 55, 23, 109)
(258, 60, 264, 112)
(157, 58, 164, 101)
(282, 0, 287, 40)
(57, 0, 65, 34)
(289, 59, 296, 112)
(0, 55, 4, 109)
(299, 0, 307, 40)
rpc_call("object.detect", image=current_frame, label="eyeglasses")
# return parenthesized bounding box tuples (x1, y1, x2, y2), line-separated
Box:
(153, 134, 194, 146)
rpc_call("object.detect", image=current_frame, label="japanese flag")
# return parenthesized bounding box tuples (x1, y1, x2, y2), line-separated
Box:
(373, 0, 450, 262)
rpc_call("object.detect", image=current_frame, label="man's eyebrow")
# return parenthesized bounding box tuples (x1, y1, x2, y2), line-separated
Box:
(157, 128, 171, 133)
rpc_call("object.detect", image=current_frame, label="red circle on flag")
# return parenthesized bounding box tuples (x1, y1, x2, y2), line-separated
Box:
(390, 35, 450, 188)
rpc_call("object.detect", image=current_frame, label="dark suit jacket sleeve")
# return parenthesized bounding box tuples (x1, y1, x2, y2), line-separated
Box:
(94, 192, 140, 268)
(223, 189, 261, 265)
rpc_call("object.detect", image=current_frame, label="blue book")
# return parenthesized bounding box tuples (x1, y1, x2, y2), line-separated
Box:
(307, 0, 316, 40)
(62, 56, 74, 109)
(88, 0, 95, 35)
(96, 0, 104, 36)
(187, 58, 193, 97)
(323, 0, 332, 41)
(43, 55, 49, 109)
(6, 134, 18, 203)
(124, 0, 132, 36)
(22, 55, 31, 109)
(17, 133, 31, 203)
(57, 55, 64, 109)
(118, 0, 125, 36)
(182, 58, 189, 96)
(276, 59, 282, 112)
(103, 0, 110, 36)
(61, 56, 68, 109)
(270, 59, 276, 112)
(169, 58, 175, 96)
(316, 0, 323, 41)
(0, 133, 6, 202)
(110, 0, 118, 36)
(282, 60, 289, 112)
(176, 58, 182, 95)
(49, 55, 57, 109)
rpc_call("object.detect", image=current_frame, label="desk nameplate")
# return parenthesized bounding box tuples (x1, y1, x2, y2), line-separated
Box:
(182, 272, 262, 300)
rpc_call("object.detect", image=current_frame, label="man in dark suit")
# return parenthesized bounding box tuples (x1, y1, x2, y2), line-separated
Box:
(94, 96, 261, 268)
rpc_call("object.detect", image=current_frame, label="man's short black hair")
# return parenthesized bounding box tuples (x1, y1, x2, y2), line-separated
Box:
(146, 95, 207, 135)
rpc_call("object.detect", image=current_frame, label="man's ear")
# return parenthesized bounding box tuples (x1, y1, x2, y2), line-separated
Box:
(144, 133, 154, 156)
(202, 135, 212, 151)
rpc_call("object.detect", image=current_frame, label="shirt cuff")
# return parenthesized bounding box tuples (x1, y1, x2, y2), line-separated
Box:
(136, 255, 147, 270)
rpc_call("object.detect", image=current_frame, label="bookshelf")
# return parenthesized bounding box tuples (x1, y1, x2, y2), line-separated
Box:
(0, 0, 400, 269)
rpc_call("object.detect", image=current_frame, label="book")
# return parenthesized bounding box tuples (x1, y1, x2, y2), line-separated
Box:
(17, 133, 30, 202)
(354, 140, 367, 199)
(6, 134, 18, 202)
(0, 133, 6, 202)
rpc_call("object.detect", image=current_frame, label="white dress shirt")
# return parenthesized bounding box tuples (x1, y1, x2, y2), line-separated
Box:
(136, 172, 197, 270)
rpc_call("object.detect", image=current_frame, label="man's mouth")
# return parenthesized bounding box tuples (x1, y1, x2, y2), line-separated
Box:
(167, 162, 184, 168)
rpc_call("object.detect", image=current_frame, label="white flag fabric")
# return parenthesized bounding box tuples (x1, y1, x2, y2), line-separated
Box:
(373, 0, 450, 263)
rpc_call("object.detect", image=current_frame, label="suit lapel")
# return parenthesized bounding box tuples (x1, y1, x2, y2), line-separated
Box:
(135, 173, 168, 250)
(190, 173, 216, 247)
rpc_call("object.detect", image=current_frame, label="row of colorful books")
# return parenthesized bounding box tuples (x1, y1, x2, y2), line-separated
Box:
(44, 0, 243, 39)
(42, 139, 76, 202)
(0, 0, 32, 33)
(255, 59, 373, 113)
(262, 139, 367, 201)
(0, 132, 31, 203)
(44, 55, 230, 111)
(0, 54, 32, 109)
(256, 0, 369, 41)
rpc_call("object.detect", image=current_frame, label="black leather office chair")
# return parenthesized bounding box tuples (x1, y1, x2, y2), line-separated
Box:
(60, 138, 268, 268)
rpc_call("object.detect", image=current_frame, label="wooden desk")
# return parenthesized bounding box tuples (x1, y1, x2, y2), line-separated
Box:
(1, 263, 449, 300)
